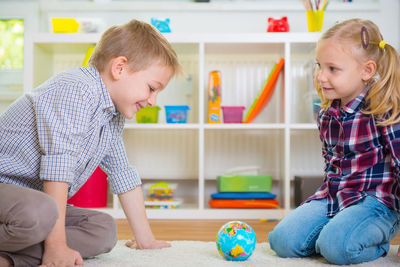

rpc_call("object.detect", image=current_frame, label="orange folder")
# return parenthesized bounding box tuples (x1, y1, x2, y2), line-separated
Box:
(209, 199, 279, 209)
(244, 58, 284, 123)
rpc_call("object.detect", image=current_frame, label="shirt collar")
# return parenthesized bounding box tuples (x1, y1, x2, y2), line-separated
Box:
(327, 86, 369, 116)
(86, 67, 118, 116)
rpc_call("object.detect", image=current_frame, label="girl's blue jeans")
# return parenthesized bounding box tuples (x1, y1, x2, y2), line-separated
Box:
(268, 196, 400, 265)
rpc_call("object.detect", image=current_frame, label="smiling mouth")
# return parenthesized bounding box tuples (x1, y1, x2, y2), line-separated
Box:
(136, 103, 144, 111)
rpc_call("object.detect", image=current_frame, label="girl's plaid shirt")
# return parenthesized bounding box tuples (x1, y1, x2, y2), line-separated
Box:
(305, 88, 400, 217)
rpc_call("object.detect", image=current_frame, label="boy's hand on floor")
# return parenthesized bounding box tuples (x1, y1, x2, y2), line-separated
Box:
(125, 238, 171, 250)
(39, 244, 83, 267)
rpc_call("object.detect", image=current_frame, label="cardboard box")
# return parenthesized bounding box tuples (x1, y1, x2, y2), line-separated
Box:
(217, 175, 272, 192)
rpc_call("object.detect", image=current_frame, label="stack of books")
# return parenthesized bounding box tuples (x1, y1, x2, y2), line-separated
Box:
(209, 175, 279, 209)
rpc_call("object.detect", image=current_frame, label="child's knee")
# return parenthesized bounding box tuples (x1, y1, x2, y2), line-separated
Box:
(317, 223, 389, 265)
(269, 225, 309, 258)
(24, 193, 58, 241)
(91, 212, 117, 253)
(4, 191, 58, 249)
(101, 213, 117, 252)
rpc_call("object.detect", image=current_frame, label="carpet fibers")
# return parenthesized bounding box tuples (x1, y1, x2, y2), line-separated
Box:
(84, 241, 400, 267)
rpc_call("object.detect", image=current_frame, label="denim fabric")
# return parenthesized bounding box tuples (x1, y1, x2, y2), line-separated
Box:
(268, 196, 400, 265)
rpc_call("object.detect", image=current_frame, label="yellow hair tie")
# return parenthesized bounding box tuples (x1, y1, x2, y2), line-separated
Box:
(379, 40, 387, 49)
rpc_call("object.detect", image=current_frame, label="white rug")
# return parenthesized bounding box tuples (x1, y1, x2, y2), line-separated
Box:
(84, 241, 400, 267)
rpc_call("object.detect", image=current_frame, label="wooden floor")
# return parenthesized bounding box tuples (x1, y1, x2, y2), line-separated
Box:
(117, 219, 400, 245)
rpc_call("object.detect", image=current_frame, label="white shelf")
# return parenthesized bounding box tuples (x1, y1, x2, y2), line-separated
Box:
(124, 123, 200, 130)
(39, 0, 380, 12)
(25, 32, 323, 219)
(31, 32, 321, 44)
(96, 207, 286, 220)
(124, 123, 286, 130)
(290, 123, 318, 130)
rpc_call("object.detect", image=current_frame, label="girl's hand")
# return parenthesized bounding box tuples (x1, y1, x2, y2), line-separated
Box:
(125, 238, 171, 249)
(397, 246, 400, 257)
(39, 243, 83, 267)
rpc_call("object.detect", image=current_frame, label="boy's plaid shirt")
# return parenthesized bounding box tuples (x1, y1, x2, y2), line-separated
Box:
(305, 88, 400, 217)
(0, 67, 141, 197)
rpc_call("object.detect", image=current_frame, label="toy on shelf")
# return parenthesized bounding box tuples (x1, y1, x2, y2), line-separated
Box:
(208, 71, 222, 123)
(136, 106, 161, 123)
(150, 18, 171, 33)
(216, 221, 256, 261)
(144, 182, 182, 209)
(267, 16, 290, 32)
(243, 58, 284, 123)
(51, 18, 79, 33)
(221, 106, 245, 123)
(164, 105, 190, 123)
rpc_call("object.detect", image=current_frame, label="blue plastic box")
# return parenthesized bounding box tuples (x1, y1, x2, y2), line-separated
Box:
(164, 105, 190, 123)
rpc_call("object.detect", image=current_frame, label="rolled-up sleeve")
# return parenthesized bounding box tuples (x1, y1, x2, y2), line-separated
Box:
(100, 136, 141, 194)
(34, 82, 91, 183)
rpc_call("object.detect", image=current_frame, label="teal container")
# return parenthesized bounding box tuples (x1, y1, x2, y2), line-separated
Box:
(165, 105, 190, 123)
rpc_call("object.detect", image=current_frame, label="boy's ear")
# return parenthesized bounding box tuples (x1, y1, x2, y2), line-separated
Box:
(110, 56, 129, 80)
(361, 60, 377, 82)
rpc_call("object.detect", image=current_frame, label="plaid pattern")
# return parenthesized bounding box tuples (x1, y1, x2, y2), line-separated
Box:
(0, 67, 141, 198)
(305, 88, 400, 216)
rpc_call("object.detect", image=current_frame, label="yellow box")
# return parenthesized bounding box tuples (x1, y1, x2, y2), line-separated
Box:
(51, 18, 79, 33)
(208, 71, 222, 124)
(306, 10, 324, 32)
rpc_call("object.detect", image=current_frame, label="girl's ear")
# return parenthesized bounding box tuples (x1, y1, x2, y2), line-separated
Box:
(361, 60, 377, 82)
(110, 56, 128, 80)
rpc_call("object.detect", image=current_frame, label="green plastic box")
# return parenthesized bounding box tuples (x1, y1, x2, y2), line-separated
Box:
(136, 106, 161, 123)
(217, 175, 272, 192)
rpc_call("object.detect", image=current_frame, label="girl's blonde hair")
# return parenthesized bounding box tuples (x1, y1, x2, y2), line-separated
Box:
(89, 19, 181, 76)
(316, 18, 400, 126)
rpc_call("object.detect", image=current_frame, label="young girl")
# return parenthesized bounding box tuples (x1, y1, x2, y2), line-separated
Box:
(269, 18, 400, 265)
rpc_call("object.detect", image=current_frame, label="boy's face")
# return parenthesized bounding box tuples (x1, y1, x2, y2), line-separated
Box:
(109, 61, 173, 119)
(315, 38, 367, 107)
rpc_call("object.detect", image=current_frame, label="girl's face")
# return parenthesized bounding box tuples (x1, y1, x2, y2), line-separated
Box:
(315, 38, 368, 107)
(108, 61, 173, 120)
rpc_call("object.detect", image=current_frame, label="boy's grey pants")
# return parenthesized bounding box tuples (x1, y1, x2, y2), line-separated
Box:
(0, 183, 117, 266)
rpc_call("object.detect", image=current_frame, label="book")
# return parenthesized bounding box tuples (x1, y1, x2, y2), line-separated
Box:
(82, 46, 95, 67)
(209, 199, 279, 209)
(244, 58, 284, 123)
(210, 192, 276, 200)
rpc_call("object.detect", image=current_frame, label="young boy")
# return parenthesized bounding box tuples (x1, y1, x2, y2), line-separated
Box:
(0, 19, 181, 267)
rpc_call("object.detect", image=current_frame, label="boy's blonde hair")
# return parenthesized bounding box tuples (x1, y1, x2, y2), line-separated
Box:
(316, 18, 400, 126)
(90, 19, 181, 76)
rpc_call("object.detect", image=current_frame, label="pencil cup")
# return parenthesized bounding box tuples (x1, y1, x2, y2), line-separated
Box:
(306, 10, 324, 32)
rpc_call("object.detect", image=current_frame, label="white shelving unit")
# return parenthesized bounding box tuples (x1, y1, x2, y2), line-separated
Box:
(24, 32, 324, 219)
